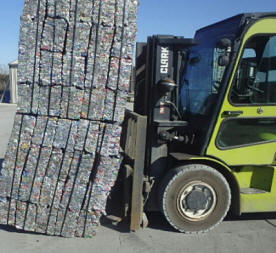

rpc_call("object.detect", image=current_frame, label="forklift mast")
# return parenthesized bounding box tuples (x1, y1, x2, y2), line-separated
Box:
(135, 35, 197, 118)
(134, 35, 197, 177)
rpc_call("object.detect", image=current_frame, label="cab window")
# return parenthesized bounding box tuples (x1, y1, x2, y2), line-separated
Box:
(230, 35, 276, 105)
(217, 118, 276, 148)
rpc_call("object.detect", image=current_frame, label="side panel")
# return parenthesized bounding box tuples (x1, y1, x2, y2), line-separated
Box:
(207, 18, 276, 213)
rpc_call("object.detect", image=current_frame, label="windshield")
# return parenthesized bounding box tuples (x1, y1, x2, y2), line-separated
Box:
(181, 41, 226, 117)
(180, 15, 243, 118)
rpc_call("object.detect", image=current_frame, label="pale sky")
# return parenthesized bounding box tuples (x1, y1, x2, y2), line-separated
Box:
(0, 0, 276, 66)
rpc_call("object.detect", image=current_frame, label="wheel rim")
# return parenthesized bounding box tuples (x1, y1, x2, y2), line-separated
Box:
(176, 181, 217, 221)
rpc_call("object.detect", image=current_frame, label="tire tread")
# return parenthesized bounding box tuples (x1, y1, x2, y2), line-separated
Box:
(159, 164, 231, 234)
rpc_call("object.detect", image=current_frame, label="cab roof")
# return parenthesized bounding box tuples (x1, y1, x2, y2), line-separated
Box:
(196, 12, 276, 35)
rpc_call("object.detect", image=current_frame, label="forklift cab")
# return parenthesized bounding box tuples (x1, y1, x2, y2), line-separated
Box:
(132, 13, 276, 233)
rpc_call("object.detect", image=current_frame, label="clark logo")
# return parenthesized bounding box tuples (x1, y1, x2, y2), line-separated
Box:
(160, 47, 169, 74)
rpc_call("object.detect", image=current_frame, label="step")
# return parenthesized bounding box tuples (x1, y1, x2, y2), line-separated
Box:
(240, 188, 267, 194)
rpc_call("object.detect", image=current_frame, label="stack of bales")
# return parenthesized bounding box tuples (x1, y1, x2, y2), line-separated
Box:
(0, 0, 138, 237)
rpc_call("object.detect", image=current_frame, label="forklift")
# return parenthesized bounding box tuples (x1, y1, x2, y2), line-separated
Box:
(120, 12, 276, 233)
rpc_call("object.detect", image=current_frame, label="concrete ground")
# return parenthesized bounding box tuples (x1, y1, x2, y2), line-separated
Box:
(0, 103, 276, 253)
(0, 213, 275, 253)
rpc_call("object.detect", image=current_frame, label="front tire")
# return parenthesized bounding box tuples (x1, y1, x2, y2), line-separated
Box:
(159, 164, 231, 233)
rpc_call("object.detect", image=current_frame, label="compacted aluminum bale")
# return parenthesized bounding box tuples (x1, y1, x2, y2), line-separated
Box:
(0, 0, 139, 237)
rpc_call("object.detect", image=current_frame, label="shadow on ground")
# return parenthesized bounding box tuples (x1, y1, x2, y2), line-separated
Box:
(225, 212, 276, 221)
(0, 223, 46, 236)
(147, 211, 276, 231)
(101, 210, 276, 234)
(225, 212, 276, 229)
(0, 159, 3, 172)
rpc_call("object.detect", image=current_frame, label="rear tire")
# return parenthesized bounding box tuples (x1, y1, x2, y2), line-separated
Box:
(159, 164, 231, 233)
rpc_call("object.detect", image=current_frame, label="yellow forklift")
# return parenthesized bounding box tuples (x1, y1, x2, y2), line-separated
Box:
(121, 12, 276, 233)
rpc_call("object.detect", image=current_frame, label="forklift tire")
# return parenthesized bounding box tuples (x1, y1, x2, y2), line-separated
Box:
(159, 164, 231, 233)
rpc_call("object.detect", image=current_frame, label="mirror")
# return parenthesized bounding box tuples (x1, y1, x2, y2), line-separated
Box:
(218, 55, 230, 66)
(217, 38, 232, 49)
(217, 38, 232, 66)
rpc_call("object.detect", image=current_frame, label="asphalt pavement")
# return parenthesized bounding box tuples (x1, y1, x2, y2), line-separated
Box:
(0, 103, 276, 253)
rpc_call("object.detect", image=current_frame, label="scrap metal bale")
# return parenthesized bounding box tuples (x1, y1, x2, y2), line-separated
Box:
(0, 0, 139, 238)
